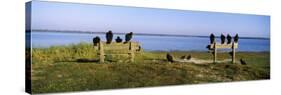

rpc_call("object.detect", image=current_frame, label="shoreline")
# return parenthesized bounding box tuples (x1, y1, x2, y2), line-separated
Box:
(30, 30, 270, 40)
(30, 42, 270, 52)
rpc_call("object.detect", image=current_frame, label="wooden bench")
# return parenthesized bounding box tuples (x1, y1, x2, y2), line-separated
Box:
(94, 41, 141, 63)
(208, 42, 238, 63)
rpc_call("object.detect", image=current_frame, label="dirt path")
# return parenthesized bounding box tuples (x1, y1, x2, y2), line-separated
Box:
(174, 58, 235, 64)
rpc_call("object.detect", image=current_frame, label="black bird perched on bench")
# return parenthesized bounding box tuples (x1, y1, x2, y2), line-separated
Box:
(210, 33, 215, 44)
(124, 32, 133, 44)
(234, 34, 239, 43)
(106, 30, 113, 44)
(166, 53, 174, 63)
(115, 36, 123, 43)
(221, 34, 226, 44)
(240, 58, 247, 65)
(227, 34, 232, 44)
(93, 36, 100, 46)
(206, 33, 215, 50)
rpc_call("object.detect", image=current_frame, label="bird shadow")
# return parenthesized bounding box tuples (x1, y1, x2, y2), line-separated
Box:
(55, 58, 99, 63)
(76, 59, 100, 63)
(55, 58, 118, 63)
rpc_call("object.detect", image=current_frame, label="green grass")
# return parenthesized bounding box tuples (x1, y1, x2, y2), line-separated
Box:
(30, 43, 270, 93)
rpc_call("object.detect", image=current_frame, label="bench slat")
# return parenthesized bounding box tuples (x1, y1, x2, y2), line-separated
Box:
(210, 43, 238, 49)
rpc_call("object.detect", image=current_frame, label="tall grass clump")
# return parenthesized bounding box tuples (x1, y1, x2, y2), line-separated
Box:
(32, 43, 98, 64)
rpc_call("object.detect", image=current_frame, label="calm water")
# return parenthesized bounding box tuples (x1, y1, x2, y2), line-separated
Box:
(30, 31, 270, 52)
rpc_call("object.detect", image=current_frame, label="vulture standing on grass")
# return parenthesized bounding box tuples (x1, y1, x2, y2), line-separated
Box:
(166, 53, 174, 63)
(240, 58, 247, 65)
(227, 34, 232, 44)
(221, 34, 226, 44)
(115, 36, 123, 43)
(93, 36, 101, 46)
(181, 55, 187, 59)
(124, 32, 133, 43)
(181, 54, 192, 60)
(106, 30, 113, 44)
(187, 55, 192, 60)
(210, 33, 215, 44)
(234, 34, 239, 43)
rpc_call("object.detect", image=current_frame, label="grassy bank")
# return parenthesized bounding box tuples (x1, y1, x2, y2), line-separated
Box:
(31, 43, 270, 93)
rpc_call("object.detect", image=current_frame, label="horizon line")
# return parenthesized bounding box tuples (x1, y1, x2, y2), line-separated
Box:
(30, 29, 270, 40)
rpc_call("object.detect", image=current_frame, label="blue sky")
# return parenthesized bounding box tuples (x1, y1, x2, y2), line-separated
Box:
(31, 1, 270, 38)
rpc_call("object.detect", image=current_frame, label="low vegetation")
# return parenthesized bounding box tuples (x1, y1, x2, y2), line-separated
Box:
(31, 43, 270, 93)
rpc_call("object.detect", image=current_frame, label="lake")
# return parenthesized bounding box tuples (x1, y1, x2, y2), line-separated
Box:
(30, 31, 270, 52)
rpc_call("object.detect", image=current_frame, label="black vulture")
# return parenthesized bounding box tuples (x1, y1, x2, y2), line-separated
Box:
(115, 36, 122, 43)
(234, 34, 239, 43)
(187, 55, 192, 60)
(106, 30, 113, 44)
(206, 45, 211, 50)
(227, 34, 232, 44)
(180, 55, 191, 60)
(93, 36, 100, 46)
(180, 55, 186, 59)
(166, 53, 174, 63)
(210, 33, 215, 44)
(240, 58, 247, 65)
(221, 34, 226, 44)
(124, 32, 133, 43)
